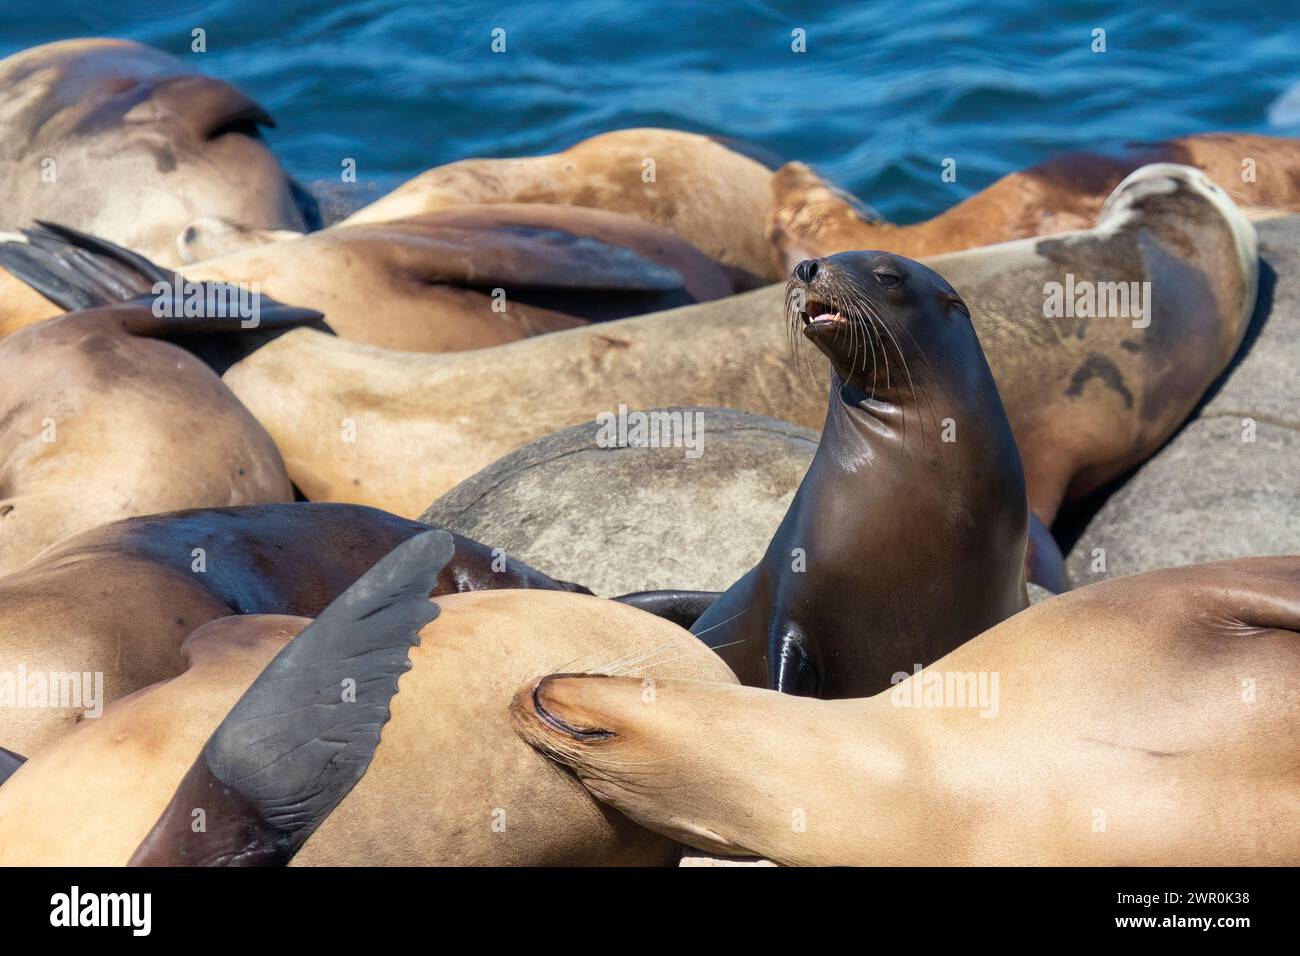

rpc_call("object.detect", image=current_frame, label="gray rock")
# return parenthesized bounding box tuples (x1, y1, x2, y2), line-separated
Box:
(420, 406, 817, 596)
(1067, 216, 1300, 579)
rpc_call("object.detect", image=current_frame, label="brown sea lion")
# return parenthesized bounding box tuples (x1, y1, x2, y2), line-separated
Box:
(768, 132, 1293, 272)
(0, 290, 321, 575)
(688, 252, 1029, 696)
(0, 38, 319, 268)
(0, 502, 588, 756)
(515, 556, 1300, 866)
(0, 207, 753, 351)
(0, 533, 735, 865)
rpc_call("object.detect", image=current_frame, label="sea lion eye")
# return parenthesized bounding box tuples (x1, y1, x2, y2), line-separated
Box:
(947, 295, 971, 318)
(873, 269, 903, 288)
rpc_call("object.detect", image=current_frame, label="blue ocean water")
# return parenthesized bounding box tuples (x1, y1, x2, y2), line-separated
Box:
(3, 0, 1299, 222)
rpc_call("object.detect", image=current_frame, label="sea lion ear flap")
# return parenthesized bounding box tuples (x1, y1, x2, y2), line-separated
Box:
(128, 530, 456, 867)
(137, 74, 276, 140)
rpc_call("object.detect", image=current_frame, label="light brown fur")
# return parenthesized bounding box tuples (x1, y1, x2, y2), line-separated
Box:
(0, 591, 736, 866)
(0, 307, 292, 574)
(515, 557, 1300, 866)
(0, 39, 313, 267)
(340, 128, 780, 278)
(769, 132, 1298, 272)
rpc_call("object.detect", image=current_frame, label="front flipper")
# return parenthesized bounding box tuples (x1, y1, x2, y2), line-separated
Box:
(770, 623, 821, 697)
(129, 529, 455, 866)
(613, 589, 722, 629)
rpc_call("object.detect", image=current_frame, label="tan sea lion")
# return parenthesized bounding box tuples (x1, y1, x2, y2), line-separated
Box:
(0, 38, 319, 268)
(515, 556, 1300, 866)
(768, 132, 1294, 272)
(336, 128, 782, 279)
(0, 208, 753, 351)
(0, 533, 736, 866)
(0, 502, 589, 756)
(209, 165, 1256, 528)
(0, 291, 322, 575)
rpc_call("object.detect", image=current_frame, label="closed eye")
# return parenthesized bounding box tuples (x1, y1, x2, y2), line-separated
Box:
(947, 295, 971, 317)
(873, 269, 902, 288)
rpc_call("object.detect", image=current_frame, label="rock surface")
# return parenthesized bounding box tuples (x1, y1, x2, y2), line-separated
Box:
(421, 407, 816, 595)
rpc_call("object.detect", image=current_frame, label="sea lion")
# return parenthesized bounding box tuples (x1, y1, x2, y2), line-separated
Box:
(1066, 214, 1300, 580)
(0, 533, 736, 866)
(0, 502, 589, 756)
(515, 555, 1300, 866)
(211, 165, 1251, 523)
(338, 128, 782, 279)
(0, 290, 322, 575)
(687, 252, 1029, 696)
(0, 208, 753, 351)
(0, 38, 319, 268)
(769, 132, 1300, 271)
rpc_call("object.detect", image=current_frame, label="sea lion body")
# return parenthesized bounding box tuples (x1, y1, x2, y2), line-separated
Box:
(0, 502, 587, 755)
(0, 38, 317, 267)
(0, 206, 751, 351)
(0, 589, 735, 866)
(691, 252, 1028, 696)
(516, 557, 1300, 866)
(339, 128, 780, 279)
(770, 132, 1297, 271)
(221, 165, 1255, 527)
(0, 299, 309, 574)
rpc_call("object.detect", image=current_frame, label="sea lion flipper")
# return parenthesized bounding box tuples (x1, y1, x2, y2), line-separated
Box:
(128, 529, 455, 867)
(613, 589, 722, 629)
(0, 221, 171, 311)
(0, 746, 26, 787)
(418, 221, 688, 292)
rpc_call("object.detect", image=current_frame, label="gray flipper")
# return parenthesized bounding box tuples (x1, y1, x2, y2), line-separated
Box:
(0, 746, 25, 787)
(129, 529, 455, 866)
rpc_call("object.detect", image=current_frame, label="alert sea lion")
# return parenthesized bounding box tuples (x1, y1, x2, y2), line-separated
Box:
(0, 533, 736, 866)
(0, 207, 754, 351)
(0, 502, 589, 756)
(0, 290, 322, 576)
(8, 165, 1241, 524)
(688, 251, 1030, 696)
(769, 131, 1299, 272)
(515, 555, 1300, 866)
(0, 38, 319, 268)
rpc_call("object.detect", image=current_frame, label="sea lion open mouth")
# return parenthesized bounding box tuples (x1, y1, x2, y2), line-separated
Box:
(798, 297, 848, 331)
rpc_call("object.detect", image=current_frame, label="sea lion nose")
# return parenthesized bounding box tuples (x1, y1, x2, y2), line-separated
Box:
(793, 258, 820, 284)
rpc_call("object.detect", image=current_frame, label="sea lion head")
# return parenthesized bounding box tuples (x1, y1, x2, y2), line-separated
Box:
(786, 250, 974, 399)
